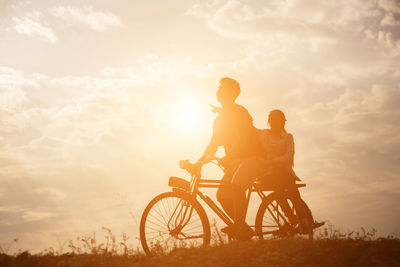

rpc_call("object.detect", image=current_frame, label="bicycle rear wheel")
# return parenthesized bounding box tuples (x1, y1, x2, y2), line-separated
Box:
(255, 192, 313, 240)
(140, 190, 210, 255)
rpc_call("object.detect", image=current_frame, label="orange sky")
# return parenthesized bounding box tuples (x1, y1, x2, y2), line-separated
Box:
(0, 0, 399, 252)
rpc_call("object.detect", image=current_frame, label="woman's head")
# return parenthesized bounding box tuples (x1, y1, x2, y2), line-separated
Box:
(268, 109, 286, 132)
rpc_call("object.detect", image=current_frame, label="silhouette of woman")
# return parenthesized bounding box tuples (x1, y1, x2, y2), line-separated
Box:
(258, 109, 314, 232)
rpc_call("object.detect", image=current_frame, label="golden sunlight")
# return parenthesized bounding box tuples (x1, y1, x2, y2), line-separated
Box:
(170, 96, 205, 132)
(179, 110, 197, 129)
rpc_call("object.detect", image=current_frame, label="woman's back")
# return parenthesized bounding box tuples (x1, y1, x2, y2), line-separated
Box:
(258, 129, 295, 169)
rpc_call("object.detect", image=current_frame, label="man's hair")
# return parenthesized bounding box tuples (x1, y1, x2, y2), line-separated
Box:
(219, 77, 240, 100)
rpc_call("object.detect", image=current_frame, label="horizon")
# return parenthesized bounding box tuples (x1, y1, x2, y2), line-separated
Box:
(0, 0, 399, 253)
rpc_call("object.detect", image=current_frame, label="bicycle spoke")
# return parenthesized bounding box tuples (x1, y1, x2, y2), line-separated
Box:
(160, 198, 170, 223)
(145, 225, 169, 233)
(147, 233, 168, 242)
(166, 197, 173, 220)
(159, 199, 170, 224)
(145, 230, 169, 235)
(154, 203, 168, 225)
(184, 218, 201, 228)
(147, 213, 168, 228)
(182, 224, 203, 233)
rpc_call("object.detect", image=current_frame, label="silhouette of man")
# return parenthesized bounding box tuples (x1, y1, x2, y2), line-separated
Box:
(191, 77, 264, 238)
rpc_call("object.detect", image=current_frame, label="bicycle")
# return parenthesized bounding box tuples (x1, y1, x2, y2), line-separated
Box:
(140, 158, 318, 255)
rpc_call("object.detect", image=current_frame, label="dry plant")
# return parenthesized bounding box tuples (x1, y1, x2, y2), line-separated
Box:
(0, 238, 18, 254)
(210, 218, 228, 246)
(314, 222, 379, 241)
(65, 226, 140, 256)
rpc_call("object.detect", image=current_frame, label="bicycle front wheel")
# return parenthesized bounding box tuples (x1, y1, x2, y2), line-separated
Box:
(255, 192, 313, 240)
(140, 190, 210, 255)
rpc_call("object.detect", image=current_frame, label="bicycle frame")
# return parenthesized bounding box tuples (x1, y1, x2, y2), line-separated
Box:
(170, 174, 273, 228)
(169, 172, 306, 235)
(195, 178, 264, 227)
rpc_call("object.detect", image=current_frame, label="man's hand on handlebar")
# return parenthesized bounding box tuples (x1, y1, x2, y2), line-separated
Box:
(179, 159, 203, 177)
(180, 155, 222, 177)
(189, 161, 203, 177)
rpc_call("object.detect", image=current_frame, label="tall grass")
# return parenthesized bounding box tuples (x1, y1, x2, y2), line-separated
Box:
(1, 225, 399, 267)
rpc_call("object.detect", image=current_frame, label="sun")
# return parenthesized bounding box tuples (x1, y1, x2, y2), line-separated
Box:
(170, 96, 206, 133)
(179, 110, 197, 129)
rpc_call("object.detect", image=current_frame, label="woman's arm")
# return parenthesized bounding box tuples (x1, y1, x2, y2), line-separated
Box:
(272, 133, 294, 166)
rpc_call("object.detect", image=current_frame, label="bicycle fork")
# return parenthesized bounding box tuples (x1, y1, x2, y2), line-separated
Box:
(168, 199, 193, 237)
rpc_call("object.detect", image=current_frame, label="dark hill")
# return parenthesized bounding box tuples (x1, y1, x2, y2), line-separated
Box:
(1, 238, 400, 266)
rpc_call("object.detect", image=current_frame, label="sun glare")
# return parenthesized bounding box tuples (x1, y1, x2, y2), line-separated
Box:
(169, 96, 206, 133)
(179, 110, 197, 129)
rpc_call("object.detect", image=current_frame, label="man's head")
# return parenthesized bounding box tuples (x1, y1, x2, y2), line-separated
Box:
(217, 77, 240, 105)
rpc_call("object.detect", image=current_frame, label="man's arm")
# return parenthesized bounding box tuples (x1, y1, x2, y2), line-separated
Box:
(190, 119, 221, 176)
(195, 137, 218, 165)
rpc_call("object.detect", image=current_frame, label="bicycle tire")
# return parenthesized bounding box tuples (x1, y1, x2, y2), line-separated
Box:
(140, 190, 210, 255)
(255, 191, 313, 240)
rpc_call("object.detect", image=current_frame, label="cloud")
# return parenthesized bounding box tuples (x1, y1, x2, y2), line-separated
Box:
(12, 11, 57, 43)
(22, 210, 59, 222)
(378, 0, 400, 14)
(381, 12, 400, 26)
(0, 59, 213, 251)
(187, 0, 381, 41)
(49, 5, 123, 31)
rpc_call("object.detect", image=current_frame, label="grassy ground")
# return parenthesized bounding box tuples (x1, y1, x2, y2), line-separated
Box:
(1, 238, 400, 267)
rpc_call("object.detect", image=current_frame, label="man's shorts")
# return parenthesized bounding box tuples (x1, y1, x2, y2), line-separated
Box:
(216, 157, 265, 201)
(231, 157, 266, 189)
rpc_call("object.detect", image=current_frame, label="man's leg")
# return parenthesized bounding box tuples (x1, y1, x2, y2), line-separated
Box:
(216, 186, 235, 219)
(216, 167, 236, 220)
(230, 158, 262, 239)
(231, 184, 247, 227)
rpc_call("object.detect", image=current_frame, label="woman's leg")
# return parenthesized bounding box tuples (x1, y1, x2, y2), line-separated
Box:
(286, 184, 314, 231)
(275, 189, 298, 225)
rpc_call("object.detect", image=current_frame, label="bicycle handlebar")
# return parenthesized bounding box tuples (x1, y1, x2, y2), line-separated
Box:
(179, 156, 223, 175)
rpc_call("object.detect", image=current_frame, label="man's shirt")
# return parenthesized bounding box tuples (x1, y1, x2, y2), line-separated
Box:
(211, 103, 265, 162)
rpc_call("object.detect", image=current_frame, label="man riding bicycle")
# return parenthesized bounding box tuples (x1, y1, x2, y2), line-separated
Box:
(190, 77, 265, 240)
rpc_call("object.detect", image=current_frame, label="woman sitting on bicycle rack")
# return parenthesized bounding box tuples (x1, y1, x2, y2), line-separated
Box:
(258, 109, 315, 233)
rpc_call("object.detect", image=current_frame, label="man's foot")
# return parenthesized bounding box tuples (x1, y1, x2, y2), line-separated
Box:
(221, 225, 236, 235)
(312, 221, 325, 229)
(287, 214, 299, 226)
(298, 218, 312, 234)
(221, 223, 254, 241)
(237, 224, 254, 241)
(278, 223, 295, 237)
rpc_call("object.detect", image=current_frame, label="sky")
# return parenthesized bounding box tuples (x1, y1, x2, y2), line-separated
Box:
(0, 0, 399, 252)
